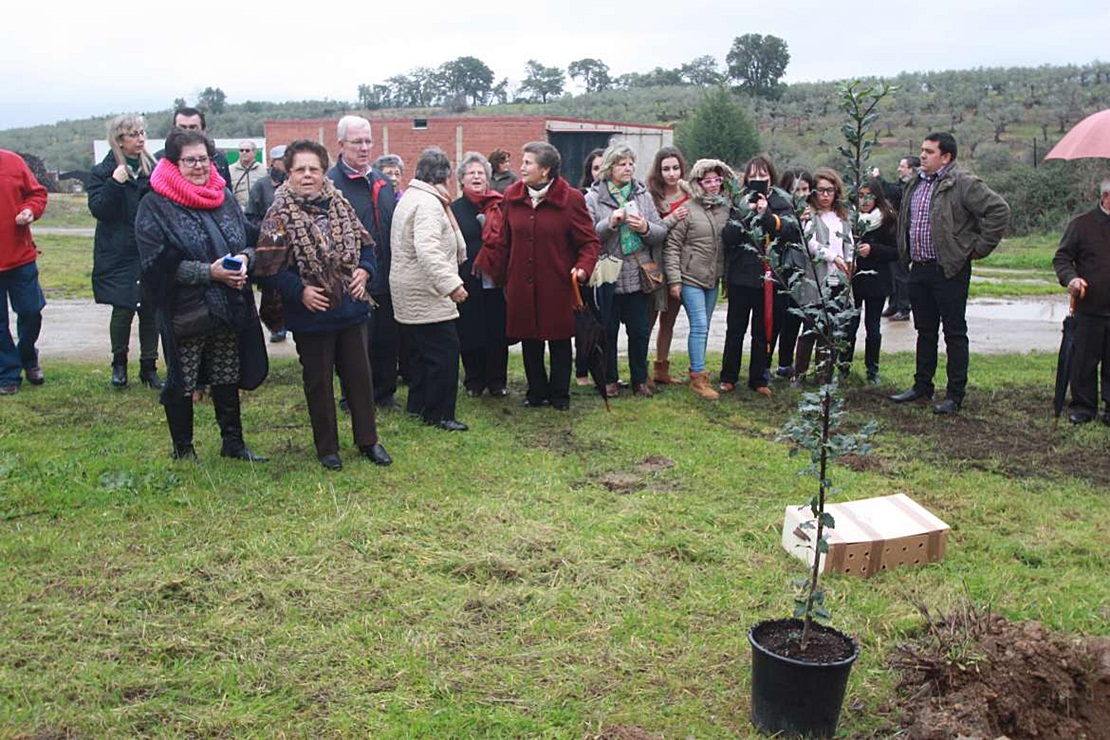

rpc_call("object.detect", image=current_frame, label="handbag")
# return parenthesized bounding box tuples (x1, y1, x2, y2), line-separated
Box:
(634, 249, 665, 294)
(172, 286, 218, 339)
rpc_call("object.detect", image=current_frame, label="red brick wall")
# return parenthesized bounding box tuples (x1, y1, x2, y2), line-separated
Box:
(265, 116, 549, 197)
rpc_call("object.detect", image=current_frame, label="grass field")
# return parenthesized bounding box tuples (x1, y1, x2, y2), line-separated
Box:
(2, 349, 1107, 737)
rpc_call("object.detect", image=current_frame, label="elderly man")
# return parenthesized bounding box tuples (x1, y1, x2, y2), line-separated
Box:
(161, 107, 232, 185)
(326, 116, 400, 409)
(227, 140, 267, 210)
(1053, 179, 1110, 425)
(0, 150, 48, 395)
(889, 132, 1010, 415)
(246, 144, 287, 227)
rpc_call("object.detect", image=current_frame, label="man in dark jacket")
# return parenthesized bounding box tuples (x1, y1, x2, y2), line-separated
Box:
(326, 116, 400, 409)
(890, 132, 1010, 415)
(156, 107, 233, 186)
(1052, 179, 1110, 425)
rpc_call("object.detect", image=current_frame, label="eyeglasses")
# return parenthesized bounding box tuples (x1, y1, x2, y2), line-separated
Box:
(122, 130, 146, 139)
(700, 176, 722, 186)
(239, 148, 254, 153)
(344, 139, 373, 148)
(815, 187, 837, 195)
(180, 156, 210, 168)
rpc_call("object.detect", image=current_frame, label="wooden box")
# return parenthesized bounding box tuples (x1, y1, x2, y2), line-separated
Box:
(781, 493, 950, 578)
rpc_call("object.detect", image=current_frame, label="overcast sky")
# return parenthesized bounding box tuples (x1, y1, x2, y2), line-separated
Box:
(2, 0, 1106, 131)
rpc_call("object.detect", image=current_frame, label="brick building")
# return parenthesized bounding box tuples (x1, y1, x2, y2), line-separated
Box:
(264, 115, 673, 195)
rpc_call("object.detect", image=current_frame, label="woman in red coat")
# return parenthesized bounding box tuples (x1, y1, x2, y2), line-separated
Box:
(475, 141, 599, 410)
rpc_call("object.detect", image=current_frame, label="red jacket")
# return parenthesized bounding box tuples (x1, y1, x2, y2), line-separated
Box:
(0, 150, 48, 272)
(476, 176, 599, 340)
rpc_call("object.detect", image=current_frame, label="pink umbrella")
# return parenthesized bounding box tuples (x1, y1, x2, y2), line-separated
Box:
(1044, 109, 1110, 160)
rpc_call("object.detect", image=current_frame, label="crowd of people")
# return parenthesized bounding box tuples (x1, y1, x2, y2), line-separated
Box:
(6, 113, 1110, 471)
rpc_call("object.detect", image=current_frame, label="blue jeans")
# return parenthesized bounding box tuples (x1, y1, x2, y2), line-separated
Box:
(681, 284, 718, 374)
(0, 261, 46, 387)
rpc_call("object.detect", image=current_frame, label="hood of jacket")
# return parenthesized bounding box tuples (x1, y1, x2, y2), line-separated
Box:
(687, 159, 737, 203)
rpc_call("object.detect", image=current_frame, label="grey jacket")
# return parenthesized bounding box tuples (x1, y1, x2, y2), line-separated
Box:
(586, 178, 667, 295)
(897, 165, 1010, 279)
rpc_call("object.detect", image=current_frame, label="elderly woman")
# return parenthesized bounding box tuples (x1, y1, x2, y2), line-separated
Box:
(374, 154, 405, 197)
(663, 158, 734, 400)
(257, 140, 391, 470)
(475, 142, 599, 410)
(390, 147, 469, 431)
(88, 114, 162, 389)
(451, 152, 509, 398)
(134, 130, 267, 462)
(586, 143, 667, 398)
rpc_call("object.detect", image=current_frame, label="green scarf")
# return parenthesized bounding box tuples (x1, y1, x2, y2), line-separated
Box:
(608, 181, 644, 256)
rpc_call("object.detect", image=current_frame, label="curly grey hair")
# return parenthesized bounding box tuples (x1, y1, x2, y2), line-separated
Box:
(456, 151, 492, 184)
(596, 142, 637, 183)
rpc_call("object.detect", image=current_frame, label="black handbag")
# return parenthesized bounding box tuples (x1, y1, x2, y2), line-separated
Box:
(172, 286, 218, 339)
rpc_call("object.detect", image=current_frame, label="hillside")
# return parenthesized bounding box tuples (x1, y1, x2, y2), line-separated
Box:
(3, 61, 1107, 233)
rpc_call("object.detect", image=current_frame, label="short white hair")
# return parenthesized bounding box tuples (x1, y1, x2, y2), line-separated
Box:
(1100, 179, 1110, 196)
(337, 115, 371, 142)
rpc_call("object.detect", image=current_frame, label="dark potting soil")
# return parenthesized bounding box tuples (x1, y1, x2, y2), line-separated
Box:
(754, 618, 857, 664)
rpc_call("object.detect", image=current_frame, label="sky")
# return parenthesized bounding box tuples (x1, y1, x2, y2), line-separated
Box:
(1, 0, 1107, 131)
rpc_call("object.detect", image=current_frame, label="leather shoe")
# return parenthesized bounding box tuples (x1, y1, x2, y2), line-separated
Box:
(25, 366, 44, 385)
(881, 306, 897, 318)
(0, 384, 20, 396)
(319, 453, 343, 471)
(632, 382, 653, 398)
(466, 387, 483, 398)
(360, 442, 393, 466)
(890, 388, 932, 403)
(522, 397, 549, 408)
(550, 399, 570, 411)
(891, 311, 911, 321)
(222, 446, 269, 462)
(376, 395, 400, 411)
(488, 387, 509, 398)
(436, 419, 469, 432)
(932, 398, 961, 415)
(1068, 411, 1093, 425)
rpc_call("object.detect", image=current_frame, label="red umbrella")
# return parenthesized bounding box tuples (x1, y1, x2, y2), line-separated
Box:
(1044, 109, 1110, 160)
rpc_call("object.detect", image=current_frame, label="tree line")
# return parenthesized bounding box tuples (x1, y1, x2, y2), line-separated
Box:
(355, 34, 791, 110)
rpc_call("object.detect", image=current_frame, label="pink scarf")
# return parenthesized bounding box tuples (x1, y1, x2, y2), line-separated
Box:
(150, 157, 227, 209)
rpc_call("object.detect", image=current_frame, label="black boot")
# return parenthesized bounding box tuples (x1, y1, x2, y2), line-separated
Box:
(211, 384, 268, 462)
(139, 358, 164, 390)
(111, 352, 128, 388)
(165, 395, 196, 460)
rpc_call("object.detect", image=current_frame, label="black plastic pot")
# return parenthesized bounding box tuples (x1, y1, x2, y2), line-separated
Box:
(748, 618, 860, 738)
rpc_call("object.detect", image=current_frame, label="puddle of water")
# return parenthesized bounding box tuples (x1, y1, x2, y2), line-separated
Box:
(966, 296, 1069, 322)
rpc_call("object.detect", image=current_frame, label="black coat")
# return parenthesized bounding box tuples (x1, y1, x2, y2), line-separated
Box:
(88, 152, 152, 307)
(721, 188, 802, 289)
(451, 196, 507, 352)
(326, 158, 396, 297)
(851, 216, 898, 299)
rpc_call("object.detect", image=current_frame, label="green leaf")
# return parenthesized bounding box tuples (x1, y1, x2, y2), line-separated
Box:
(818, 512, 836, 529)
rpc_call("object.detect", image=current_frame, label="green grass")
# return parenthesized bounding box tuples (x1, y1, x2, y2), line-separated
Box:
(34, 234, 93, 299)
(36, 193, 95, 229)
(1, 352, 1107, 737)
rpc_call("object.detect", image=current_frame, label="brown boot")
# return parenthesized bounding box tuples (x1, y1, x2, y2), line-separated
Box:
(653, 359, 681, 385)
(690, 371, 719, 401)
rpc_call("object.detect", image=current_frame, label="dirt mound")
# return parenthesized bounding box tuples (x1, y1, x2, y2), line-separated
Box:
(887, 604, 1110, 739)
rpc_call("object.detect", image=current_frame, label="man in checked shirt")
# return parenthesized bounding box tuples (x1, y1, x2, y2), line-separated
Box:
(889, 132, 1011, 415)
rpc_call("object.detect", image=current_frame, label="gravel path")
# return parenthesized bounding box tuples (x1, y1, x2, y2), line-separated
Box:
(35, 294, 1068, 364)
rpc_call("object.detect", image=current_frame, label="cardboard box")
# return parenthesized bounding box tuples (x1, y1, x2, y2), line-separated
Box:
(781, 493, 950, 578)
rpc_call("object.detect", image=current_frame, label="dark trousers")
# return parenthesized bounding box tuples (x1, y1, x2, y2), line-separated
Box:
(606, 291, 650, 385)
(908, 261, 971, 401)
(462, 345, 509, 393)
(889, 259, 911, 312)
(405, 320, 460, 423)
(843, 294, 885, 377)
(773, 292, 801, 370)
(369, 293, 400, 403)
(295, 323, 379, 457)
(1069, 313, 1110, 416)
(0, 261, 45, 386)
(721, 283, 770, 389)
(522, 339, 571, 406)
(109, 304, 159, 361)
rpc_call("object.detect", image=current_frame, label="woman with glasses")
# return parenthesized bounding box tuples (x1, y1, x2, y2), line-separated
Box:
(585, 143, 666, 399)
(134, 130, 268, 462)
(664, 159, 734, 400)
(88, 115, 162, 389)
(841, 177, 898, 384)
(646, 146, 692, 387)
(793, 166, 854, 386)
